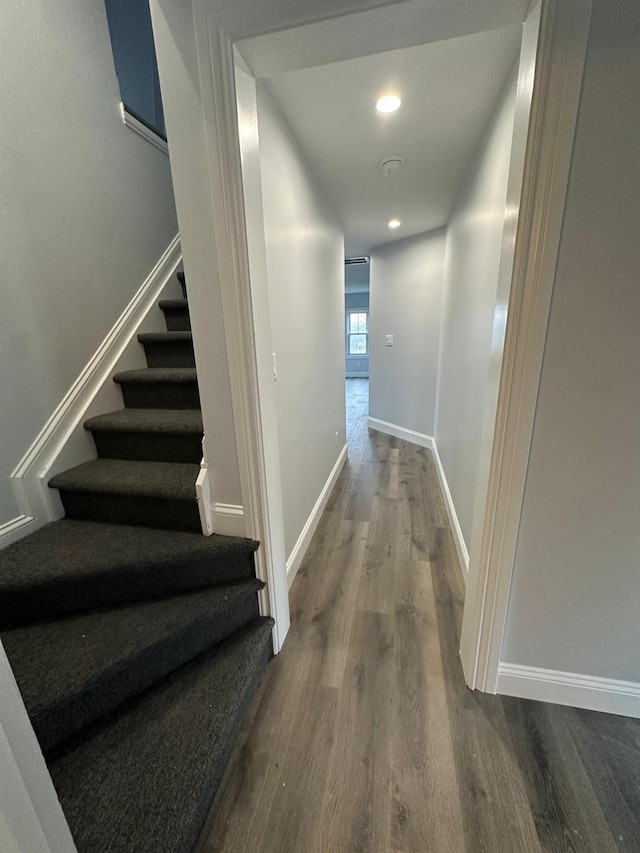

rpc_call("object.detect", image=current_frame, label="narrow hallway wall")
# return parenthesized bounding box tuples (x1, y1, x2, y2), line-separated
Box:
(256, 83, 346, 560)
(369, 231, 445, 439)
(435, 67, 518, 550)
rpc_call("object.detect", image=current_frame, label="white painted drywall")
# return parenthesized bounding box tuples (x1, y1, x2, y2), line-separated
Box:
(369, 231, 446, 439)
(0, 0, 177, 529)
(0, 644, 76, 852)
(501, 0, 640, 683)
(434, 68, 518, 549)
(256, 83, 346, 559)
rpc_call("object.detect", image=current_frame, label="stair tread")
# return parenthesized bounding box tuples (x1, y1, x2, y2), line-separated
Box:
(137, 331, 192, 343)
(48, 617, 273, 853)
(158, 299, 188, 311)
(0, 519, 259, 629)
(3, 580, 263, 752)
(85, 408, 202, 435)
(113, 367, 197, 384)
(49, 458, 199, 501)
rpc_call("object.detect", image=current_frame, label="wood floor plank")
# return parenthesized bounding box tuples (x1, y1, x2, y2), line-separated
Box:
(430, 527, 542, 853)
(502, 697, 619, 852)
(357, 495, 398, 614)
(392, 559, 466, 852)
(317, 608, 394, 853)
(559, 707, 640, 852)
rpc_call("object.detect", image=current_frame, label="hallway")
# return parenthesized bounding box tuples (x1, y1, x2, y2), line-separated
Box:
(198, 379, 640, 852)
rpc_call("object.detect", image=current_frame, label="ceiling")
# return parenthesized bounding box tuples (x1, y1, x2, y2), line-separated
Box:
(261, 24, 523, 255)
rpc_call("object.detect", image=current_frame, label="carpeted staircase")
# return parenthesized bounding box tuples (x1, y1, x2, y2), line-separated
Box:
(0, 271, 273, 852)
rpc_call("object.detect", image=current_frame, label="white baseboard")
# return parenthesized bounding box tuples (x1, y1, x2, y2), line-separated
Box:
(286, 444, 348, 588)
(497, 662, 640, 719)
(4, 235, 182, 548)
(0, 515, 42, 549)
(367, 417, 433, 449)
(431, 441, 469, 579)
(212, 503, 245, 537)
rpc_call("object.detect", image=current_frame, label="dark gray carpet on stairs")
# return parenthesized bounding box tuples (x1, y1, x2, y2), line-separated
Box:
(86, 408, 203, 463)
(114, 367, 200, 409)
(159, 299, 191, 332)
(48, 617, 273, 853)
(138, 331, 195, 368)
(3, 580, 263, 752)
(50, 458, 201, 531)
(3, 272, 272, 852)
(0, 519, 259, 628)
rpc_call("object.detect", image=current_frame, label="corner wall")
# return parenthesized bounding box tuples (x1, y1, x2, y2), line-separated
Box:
(0, 0, 178, 532)
(501, 0, 640, 697)
(369, 230, 446, 440)
(256, 83, 346, 561)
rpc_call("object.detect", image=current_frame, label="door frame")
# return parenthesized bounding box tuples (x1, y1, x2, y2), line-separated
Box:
(150, 0, 592, 674)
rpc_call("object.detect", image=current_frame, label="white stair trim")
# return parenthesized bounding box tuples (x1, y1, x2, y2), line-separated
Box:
(286, 444, 348, 588)
(4, 235, 181, 547)
(497, 662, 640, 718)
(212, 502, 246, 537)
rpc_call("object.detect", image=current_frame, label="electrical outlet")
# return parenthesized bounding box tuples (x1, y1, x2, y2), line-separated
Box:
(385, 334, 394, 347)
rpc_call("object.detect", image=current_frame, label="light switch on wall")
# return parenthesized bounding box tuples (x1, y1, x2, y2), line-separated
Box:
(385, 334, 394, 347)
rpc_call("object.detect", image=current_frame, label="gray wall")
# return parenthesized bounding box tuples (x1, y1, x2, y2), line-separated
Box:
(502, 0, 640, 682)
(345, 290, 370, 377)
(257, 84, 346, 559)
(369, 230, 445, 437)
(435, 69, 517, 547)
(0, 0, 178, 529)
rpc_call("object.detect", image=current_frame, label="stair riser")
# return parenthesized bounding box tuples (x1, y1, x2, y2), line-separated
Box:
(142, 341, 195, 369)
(162, 312, 191, 332)
(58, 491, 201, 533)
(33, 594, 260, 753)
(0, 552, 258, 630)
(91, 431, 203, 464)
(118, 382, 200, 410)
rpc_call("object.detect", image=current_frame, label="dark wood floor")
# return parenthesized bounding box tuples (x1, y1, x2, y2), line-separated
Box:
(198, 378, 640, 852)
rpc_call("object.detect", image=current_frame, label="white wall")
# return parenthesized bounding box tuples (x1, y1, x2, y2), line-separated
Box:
(256, 84, 346, 559)
(0, 0, 178, 529)
(369, 231, 445, 438)
(501, 0, 640, 684)
(435, 68, 518, 548)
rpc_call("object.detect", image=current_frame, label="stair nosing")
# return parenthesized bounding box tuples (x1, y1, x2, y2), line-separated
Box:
(84, 408, 203, 435)
(49, 459, 200, 501)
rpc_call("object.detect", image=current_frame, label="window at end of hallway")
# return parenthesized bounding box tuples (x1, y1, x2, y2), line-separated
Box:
(348, 311, 368, 355)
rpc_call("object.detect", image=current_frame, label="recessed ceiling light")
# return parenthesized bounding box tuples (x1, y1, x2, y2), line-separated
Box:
(388, 219, 401, 229)
(376, 95, 401, 113)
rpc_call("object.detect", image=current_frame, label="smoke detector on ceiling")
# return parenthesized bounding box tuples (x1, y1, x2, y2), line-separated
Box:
(380, 157, 405, 176)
